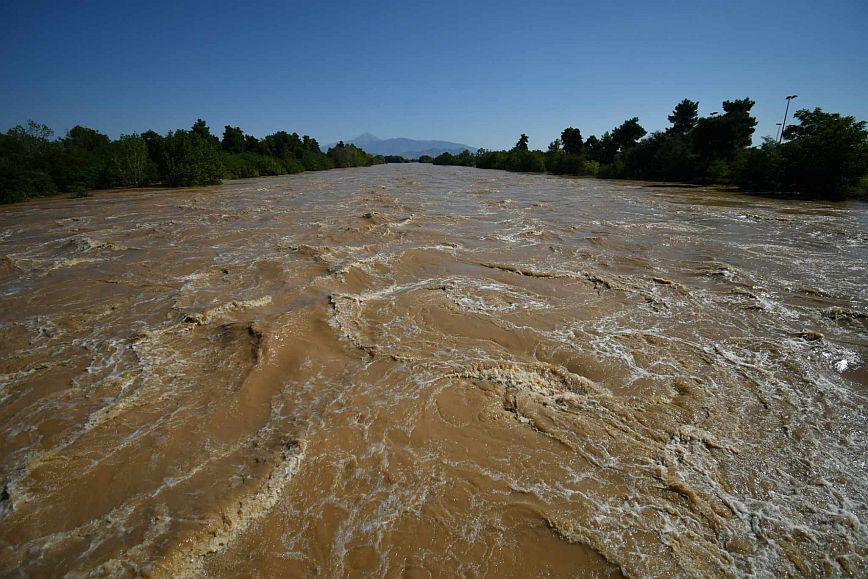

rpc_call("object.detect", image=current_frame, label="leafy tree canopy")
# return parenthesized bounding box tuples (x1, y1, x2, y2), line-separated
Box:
(64, 126, 110, 152)
(192, 119, 218, 144)
(561, 127, 583, 156)
(668, 99, 699, 135)
(778, 108, 868, 197)
(692, 98, 757, 162)
(611, 117, 646, 152)
(222, 125, 246, 154)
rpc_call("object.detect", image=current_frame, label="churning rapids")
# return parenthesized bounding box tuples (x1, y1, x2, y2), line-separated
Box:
(0, 164, 866, 577)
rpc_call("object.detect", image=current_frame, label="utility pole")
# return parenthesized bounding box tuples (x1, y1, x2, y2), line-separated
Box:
(778, 95, 798, 144)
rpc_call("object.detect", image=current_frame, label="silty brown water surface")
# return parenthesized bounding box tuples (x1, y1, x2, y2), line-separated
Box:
(1, 164, 866, 577)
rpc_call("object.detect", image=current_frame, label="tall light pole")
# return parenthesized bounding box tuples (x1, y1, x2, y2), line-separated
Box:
(778, 95, 798, 144)
(775, 122, 783, 142)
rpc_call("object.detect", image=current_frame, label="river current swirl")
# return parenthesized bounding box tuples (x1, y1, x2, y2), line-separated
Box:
(0, 164, 866, 577)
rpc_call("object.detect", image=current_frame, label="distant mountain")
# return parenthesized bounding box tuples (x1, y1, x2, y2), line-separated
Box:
(349, 132, 382, 148)
(329, 134, 477, 159)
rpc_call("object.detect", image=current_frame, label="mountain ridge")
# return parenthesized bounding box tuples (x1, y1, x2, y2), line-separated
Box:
(329, 134, 477, 158)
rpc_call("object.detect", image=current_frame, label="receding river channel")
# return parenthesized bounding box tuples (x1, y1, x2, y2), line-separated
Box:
(0, 164, 866, 577)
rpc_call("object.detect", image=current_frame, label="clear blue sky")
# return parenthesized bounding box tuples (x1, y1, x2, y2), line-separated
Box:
(1, 0, 866, 150)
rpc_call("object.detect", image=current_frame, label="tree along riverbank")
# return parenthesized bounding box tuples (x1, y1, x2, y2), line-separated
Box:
(433, 99, 868, 201)
(0, 119, 385, 204)
(4, 99, 866, 204)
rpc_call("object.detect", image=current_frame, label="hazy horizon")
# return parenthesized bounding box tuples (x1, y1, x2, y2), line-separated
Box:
(2, 0, 866, 150)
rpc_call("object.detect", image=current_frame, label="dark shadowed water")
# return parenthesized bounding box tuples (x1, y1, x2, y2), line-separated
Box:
(1, 164, 866, 577)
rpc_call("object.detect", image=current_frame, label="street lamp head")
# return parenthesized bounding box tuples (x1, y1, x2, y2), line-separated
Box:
(786, 94, 798, 100)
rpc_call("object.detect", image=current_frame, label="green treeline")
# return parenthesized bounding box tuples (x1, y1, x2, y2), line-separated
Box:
(435, 99, 868, 200)
(0, 120, 384, 204)
(433, 150, 475, 167)
(4, 101, 866, 204)
(326, 141, 386, 169)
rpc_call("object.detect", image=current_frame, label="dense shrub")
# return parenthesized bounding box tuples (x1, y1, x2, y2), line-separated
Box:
(326, 142, 382, 168)
(159, 129, 223, 187)
(732, 109, 868, 199)
(0, 119, 373, 203)
(459, 99, 867, 198)
(432, 150, 475, 166)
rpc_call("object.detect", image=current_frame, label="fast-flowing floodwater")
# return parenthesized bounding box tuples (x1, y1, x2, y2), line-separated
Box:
(0, 164, 866, 577)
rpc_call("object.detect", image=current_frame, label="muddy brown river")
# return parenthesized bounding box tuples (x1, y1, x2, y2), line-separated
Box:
(0, 164, 866, 577)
